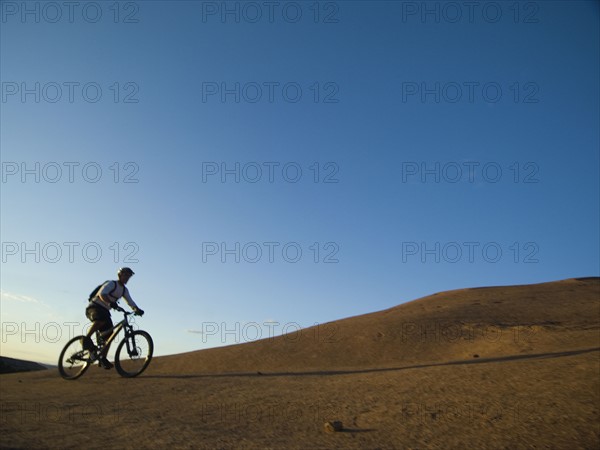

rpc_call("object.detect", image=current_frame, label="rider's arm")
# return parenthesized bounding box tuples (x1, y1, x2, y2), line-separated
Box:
(122, 287, 140, 311)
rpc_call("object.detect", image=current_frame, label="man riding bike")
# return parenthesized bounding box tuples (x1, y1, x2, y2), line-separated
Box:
(83, 267, 145, 369)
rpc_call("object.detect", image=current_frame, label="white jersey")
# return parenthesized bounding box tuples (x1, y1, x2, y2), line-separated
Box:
(91, 280, 139, 311)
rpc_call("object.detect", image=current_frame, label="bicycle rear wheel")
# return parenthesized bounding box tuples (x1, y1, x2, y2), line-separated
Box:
(114, 330, 153, 377)
(58, 335, 94, 380)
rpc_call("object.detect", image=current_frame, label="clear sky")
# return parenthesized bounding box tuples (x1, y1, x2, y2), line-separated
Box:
(1, 1, 598, 365)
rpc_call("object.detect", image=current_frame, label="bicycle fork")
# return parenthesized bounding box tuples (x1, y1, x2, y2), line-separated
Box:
(125, 334, 140, 357)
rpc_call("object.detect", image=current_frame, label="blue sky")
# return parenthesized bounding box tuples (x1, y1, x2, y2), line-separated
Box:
(1, 1, 598, 365)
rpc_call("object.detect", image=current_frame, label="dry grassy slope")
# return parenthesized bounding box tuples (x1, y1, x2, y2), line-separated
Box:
(152, 277, 600, 374)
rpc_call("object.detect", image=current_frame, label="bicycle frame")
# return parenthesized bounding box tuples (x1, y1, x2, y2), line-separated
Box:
(99, 310, 134, 351)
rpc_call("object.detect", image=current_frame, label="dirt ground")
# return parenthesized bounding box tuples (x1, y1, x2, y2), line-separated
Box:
(1, 278, 598, 449)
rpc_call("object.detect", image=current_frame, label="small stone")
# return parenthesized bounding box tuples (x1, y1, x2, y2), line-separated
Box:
(324, 421, 343, 432)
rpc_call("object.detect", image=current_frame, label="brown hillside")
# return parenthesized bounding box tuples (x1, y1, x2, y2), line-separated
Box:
(1, 277, 598, 449)
(152, 277, 600, 374)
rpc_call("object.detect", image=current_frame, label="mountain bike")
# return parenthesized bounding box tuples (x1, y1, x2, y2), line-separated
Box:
(58, 306, 153, 380)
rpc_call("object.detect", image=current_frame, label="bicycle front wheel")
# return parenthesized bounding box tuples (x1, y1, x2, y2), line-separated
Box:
(58, 335, 93, 380)
(114, 330, 153, 378)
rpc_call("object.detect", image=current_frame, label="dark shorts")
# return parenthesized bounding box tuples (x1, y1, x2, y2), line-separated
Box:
(86, 304, 113, 331)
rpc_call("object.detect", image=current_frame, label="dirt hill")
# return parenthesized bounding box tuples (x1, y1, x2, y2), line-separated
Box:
(1, 277, 598, 449)
(152, 277, 599, 374)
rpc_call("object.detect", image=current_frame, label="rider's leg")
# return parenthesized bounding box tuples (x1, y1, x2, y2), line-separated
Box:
(85, 320, 114, 358)
(86, 321, 102, 338)
(95, 321, 114, 357)
(85, 305, 114, 368)
(85, 305, 109, 341)
(92, 320, 114, 368)
(100, 340, 113, 358)
(87, 320, 113, 340)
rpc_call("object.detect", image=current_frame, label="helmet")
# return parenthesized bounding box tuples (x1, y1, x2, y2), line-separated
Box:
(118, 267, 135, 276)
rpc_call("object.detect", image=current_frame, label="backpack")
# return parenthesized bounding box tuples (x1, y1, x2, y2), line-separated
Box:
(88, 280, 119, 302)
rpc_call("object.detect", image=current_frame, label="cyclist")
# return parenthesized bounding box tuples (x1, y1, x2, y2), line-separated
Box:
(83, 267, 145, 369)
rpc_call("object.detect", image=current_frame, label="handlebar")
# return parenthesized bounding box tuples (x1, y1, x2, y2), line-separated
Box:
(113, 305, 144, 316)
